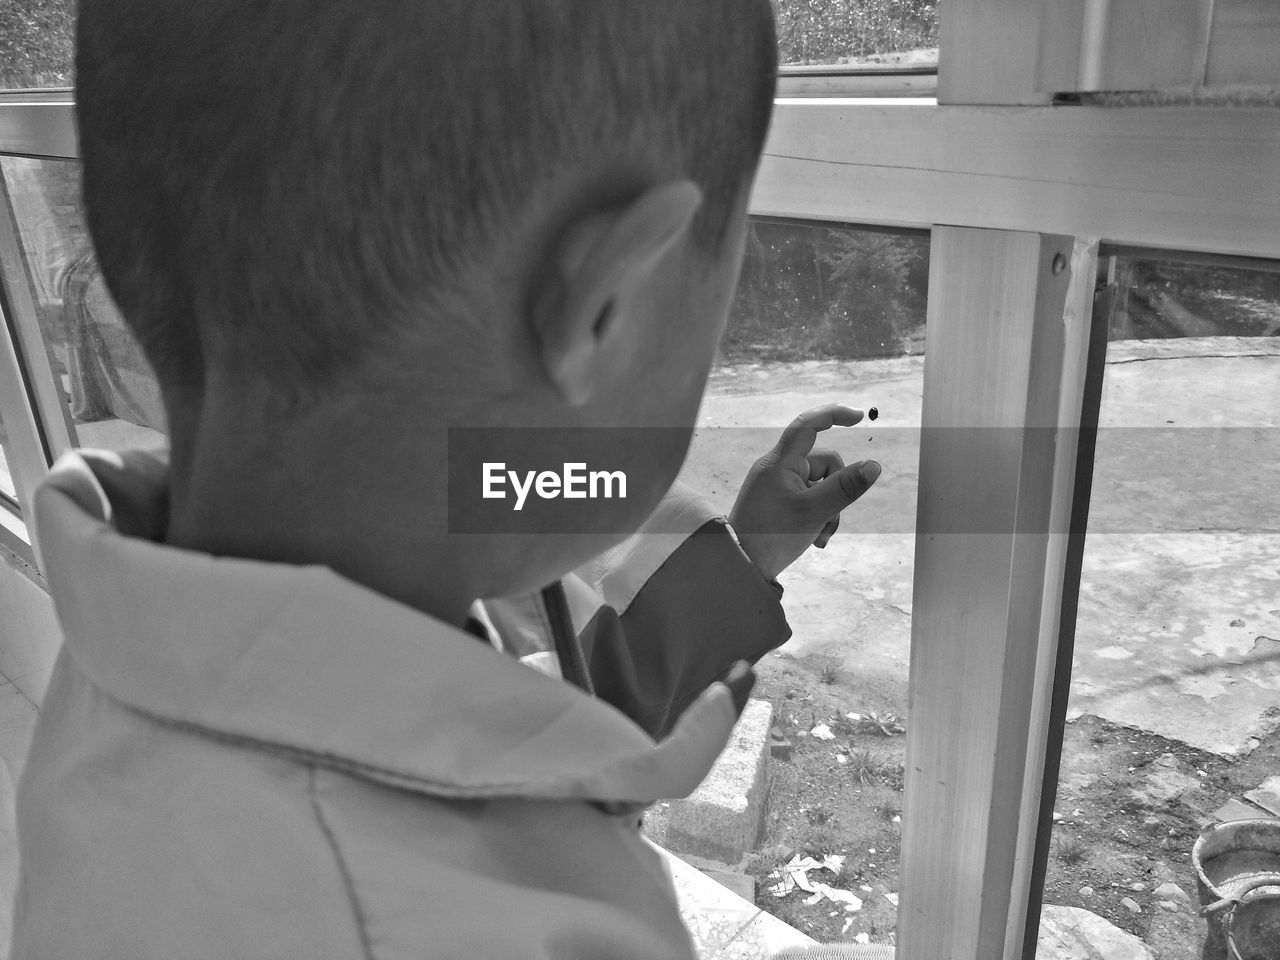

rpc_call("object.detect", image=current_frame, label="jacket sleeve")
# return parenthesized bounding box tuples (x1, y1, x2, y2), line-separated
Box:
(573, 483, 791, 740)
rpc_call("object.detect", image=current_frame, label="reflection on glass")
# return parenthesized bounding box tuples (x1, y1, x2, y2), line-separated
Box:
(723, 220, 928, 364)
(776, 0, 939, 68)
(1104, 256, 1280, 341)
(0, 157, 166, 453)
(1040, 255, 1280, 951)
(642, 220, 928, 947)
(0, 0, 75, 89)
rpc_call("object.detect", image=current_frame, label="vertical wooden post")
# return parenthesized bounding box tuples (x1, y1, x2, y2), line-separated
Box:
(898, 227, 1096, 960)
(937, 0, 1055, 105)
(1006, 237, 1102, 956)
(1019, 247, 1110, 959)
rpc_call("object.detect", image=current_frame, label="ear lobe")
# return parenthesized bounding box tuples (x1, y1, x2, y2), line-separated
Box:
(529, 181, 703, 406)
(528, 277, 598, 406)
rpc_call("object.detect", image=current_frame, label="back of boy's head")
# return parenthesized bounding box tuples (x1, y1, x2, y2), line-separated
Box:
(75, 0, 778, 403)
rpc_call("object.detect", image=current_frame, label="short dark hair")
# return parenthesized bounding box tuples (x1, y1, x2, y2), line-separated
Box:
(76, 0, 777, 395)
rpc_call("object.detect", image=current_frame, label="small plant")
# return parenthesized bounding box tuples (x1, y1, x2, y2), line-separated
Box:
(848, 748, 890, 785)
(798, 824, 841, 858)
(806, 806, 834, 826)
(836, 856, 863, 889)
(863, 711, 906, 737)
(884, 762, 907, 792)
(877, 793, 903, 823)
(1056, 835, 1088, 866)
(747, 846, 792, 882)
(819, 661, 840, 685)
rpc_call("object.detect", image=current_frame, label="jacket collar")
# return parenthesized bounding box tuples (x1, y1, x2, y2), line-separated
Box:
(32, 450, 737, 803)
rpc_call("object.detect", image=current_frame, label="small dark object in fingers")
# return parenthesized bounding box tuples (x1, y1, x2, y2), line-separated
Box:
(868, 407, 879, 421)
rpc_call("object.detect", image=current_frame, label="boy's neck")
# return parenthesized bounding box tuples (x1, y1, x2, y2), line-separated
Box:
(163, 403, 481, 629)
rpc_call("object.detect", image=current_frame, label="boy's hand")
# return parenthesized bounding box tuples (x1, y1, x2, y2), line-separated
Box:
(728, 404, 881, 582)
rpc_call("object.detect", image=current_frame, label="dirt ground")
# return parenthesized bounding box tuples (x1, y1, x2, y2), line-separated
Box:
(743, 647, 1280, 956)
(746, 652, 907, 946)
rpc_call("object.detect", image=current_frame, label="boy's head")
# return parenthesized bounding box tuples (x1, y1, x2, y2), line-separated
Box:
(76, 0, 776, 400)
(75, 0, 778, 603)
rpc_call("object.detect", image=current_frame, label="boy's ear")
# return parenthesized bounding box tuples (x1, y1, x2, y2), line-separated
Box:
(529, 180, 703, 405)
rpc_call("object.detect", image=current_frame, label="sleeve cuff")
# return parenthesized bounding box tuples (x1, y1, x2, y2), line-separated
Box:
(574, 480, 724, 615)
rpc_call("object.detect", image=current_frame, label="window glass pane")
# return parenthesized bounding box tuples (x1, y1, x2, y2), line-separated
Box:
(0, 409, 17, 503)
(1041, 256, 1280, 953)
(646, 219, 928, 948)
(0, 157, 165, 453)
(0, 405, 30, 543)
(0, 1, 75, 89)
(722, 220, 928, 364)
(776, 0, 940, 69)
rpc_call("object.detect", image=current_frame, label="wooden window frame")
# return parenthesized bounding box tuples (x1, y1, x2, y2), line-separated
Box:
(776, 65, 938, 99)
(0, 4, 1278, 954)
(1038, 0, 1280, 96)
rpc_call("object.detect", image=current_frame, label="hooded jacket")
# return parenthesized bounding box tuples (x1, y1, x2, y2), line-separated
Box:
(12, 450, 789, 959)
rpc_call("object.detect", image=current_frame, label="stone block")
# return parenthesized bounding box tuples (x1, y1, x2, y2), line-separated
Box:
(653, 839, 815, 958)
(664, 697, 772, 864)
(1244, 775, 1280, 817)
(700, 867, 755, 902)
(1153, 881, 1191, 905)
(1038, 905, 1154, 960)
(1213, 797, 1270, 823)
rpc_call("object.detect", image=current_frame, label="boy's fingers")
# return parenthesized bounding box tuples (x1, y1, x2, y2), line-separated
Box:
(806, 460, 881, 518)
(815, 516, 840, 548)
(806, 449, 845, 482)
(773, 405, 863, 461)
(721, 660, 756, 715)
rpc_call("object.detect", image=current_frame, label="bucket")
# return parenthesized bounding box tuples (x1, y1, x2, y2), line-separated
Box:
(1193, 818, 1280, 960)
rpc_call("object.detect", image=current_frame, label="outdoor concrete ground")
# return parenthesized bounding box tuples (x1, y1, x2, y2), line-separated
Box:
(683, 336, 1280, 760)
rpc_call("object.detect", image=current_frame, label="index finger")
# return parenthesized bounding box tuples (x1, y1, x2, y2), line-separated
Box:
(773, 404, 864, 461)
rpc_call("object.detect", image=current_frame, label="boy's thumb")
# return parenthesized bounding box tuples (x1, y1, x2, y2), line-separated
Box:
(807, 460, 881, 518)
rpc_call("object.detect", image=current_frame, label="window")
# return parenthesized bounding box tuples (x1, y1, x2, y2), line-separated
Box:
(0, 157, 165, 456)
(775, 0, 939, 69)
(0, 1, 75, 90)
